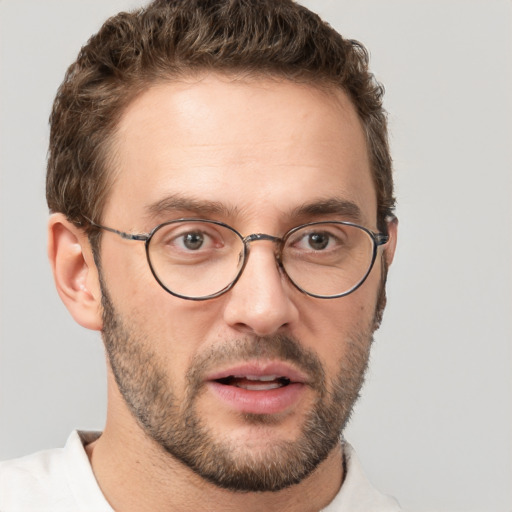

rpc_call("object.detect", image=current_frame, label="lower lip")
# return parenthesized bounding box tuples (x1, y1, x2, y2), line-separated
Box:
(207, 381, 306, 415)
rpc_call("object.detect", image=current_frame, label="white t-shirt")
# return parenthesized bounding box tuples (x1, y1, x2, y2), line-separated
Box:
(0, 431, 401, 511)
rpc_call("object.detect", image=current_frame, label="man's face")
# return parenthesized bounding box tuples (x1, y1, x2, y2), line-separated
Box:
(96, 75, 393, 491)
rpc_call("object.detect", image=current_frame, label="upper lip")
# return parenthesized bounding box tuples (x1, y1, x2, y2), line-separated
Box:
(206, 361, 309, 384)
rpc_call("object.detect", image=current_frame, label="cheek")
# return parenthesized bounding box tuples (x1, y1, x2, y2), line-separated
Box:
(303, 291, 376, 339)
(299, 282, 379, 372)
(100, 241, 150, 296)
(100, 245, 225, 371)
(149, 299, 224, 352)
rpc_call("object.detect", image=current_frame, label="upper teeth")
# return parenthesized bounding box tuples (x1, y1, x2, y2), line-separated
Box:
(237, 382, 282, 390)
(243, 375, 280, 381)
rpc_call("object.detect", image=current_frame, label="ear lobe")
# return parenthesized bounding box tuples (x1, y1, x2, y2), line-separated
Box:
(48, 213, 103, 331)
(384, 216, 398, 266)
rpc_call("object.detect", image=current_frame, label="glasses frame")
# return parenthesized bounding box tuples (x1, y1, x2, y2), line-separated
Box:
(86, 218, 390, 301)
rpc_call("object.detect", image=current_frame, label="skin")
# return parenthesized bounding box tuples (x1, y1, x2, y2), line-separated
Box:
(48, 74, 397, 512)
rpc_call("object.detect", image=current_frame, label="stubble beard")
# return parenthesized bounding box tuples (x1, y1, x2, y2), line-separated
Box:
(99, 275, 385, 492)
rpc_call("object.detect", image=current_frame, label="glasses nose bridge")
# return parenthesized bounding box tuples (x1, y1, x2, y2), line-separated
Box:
(243, 232, 284, 252)
(242, 232, 285, 264)
(243, 233, 282, 244)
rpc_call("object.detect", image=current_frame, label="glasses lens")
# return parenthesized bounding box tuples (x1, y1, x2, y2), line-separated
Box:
(282, 223, 376, 297)
(148, 220, 244, 299)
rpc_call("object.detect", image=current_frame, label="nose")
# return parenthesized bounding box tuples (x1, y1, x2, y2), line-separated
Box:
(222, 242, 300, 336)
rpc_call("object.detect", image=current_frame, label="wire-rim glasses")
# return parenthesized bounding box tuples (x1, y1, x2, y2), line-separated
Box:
(86, 218, 389, 301)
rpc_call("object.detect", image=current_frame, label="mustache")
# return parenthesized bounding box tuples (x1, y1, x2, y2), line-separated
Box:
(186, 334, 326, 393)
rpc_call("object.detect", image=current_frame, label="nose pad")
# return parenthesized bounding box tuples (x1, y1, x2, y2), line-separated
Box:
(223, 243, 299, 336)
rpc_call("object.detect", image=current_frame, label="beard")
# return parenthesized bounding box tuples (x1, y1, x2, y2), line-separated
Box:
(99, 273, 383, 492)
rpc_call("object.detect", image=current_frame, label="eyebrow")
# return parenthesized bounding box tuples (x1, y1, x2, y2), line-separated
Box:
(290, 198, 363, 223)
(145, 194, 363, 224)
(145, 194, 237, 219)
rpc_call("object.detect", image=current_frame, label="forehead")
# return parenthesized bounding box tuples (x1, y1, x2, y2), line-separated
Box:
(106, 74, 376, 228)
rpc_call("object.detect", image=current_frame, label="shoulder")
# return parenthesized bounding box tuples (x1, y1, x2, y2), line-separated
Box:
(0, 431, 110, 512)
(0, 443, 69, 510)
(322, 442, 402, 512)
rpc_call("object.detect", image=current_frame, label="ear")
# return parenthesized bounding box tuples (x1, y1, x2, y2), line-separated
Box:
(384, 216, 398, 267)
(48, 213, 103, 331)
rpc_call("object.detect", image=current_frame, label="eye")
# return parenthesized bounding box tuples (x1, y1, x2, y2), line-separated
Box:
(150, 221, 244, 274)
(180, 231, 206, 250)
(306, 232, 330, 250)
(172, 229, 218, 252)
(152, 222, 226, 255)
(293, 230, 340, 251)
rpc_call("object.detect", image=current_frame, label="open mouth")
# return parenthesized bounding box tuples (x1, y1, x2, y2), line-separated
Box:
(206, 364, 307, 414)
(215, 375, 292, 391)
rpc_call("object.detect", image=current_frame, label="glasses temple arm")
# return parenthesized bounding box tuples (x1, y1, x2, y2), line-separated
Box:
(375, 233, 390, 246)
(84, 217, 149, 241)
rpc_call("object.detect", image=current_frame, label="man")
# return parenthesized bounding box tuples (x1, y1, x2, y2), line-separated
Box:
(0, 0, 399, 510)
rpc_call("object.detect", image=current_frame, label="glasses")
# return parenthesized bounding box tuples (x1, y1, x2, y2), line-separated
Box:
(87, 218, 389, 300)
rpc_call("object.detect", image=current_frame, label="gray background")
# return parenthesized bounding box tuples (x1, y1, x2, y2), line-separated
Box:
(1, 1, 511, 511)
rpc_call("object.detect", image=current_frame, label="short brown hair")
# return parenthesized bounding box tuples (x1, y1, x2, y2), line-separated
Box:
(46, 0, 395, 233)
